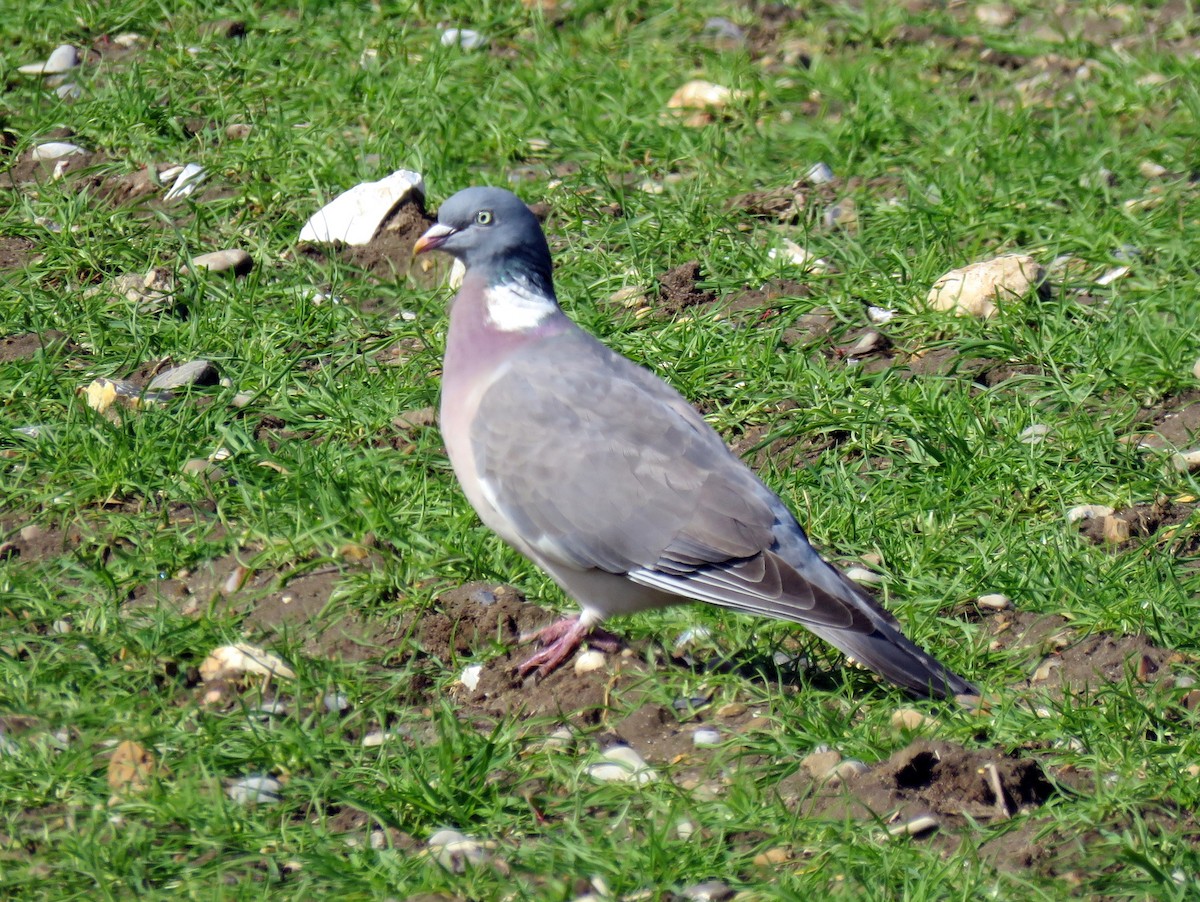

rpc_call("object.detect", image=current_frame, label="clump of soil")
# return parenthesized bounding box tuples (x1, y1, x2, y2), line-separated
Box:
(802, 740, 1055, 825)
(657, 261, 717, 314)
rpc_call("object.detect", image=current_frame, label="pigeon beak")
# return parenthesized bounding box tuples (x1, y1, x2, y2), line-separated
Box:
(413, 223, 457, 256)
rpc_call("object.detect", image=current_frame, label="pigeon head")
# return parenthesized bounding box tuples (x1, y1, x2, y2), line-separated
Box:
(415, 187, 553, 291)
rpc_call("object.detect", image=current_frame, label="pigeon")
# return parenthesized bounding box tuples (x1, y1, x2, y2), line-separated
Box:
(414, 186, 977, 699)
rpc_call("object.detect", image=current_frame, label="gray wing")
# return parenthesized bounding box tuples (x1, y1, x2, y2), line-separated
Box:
(470, 327, 871, 631)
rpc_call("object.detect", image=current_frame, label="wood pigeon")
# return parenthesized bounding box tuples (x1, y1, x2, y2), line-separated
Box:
(414, 186, 977, 699)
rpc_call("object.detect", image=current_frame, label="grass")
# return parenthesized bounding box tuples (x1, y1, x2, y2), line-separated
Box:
(3, 0, 1200, 898)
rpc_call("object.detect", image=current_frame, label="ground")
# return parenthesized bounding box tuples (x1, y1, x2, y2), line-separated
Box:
(3, 1, 1200, 899)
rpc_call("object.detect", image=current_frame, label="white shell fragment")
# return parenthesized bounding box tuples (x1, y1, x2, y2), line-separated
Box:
(19, 45, 80, 76)
(55, 83, 81, 101)
(667, 80, 746, 111)
(227, 774, 283, 805)
(587, 746, 658, 784)
(427, 829, 490, 871)
(299, 169, 425, 246)
(440, 28, 487, 50)
(458, 664, 483, 692)
(867, 306, 896, 324)
(927, 254, 1045, 318)
(769, 239, 829, 272)
(163, 163, 207, 200)
(30, 142, 85, 160)
(1066, 504, 1114, 523)
(199, 643, 296, 682)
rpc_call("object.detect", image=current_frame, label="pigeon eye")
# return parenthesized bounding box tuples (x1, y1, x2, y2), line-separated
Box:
(475, 210, 493, 225)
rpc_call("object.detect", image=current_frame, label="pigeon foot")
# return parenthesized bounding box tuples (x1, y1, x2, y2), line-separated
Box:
(516, 616, 622, 677)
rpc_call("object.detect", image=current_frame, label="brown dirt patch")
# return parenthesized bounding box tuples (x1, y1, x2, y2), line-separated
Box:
(722, 278, 811, 319)
(0, 330, 77, 364)
(796, 740, 1054, 828)
(0, 236, 38, 271)
(656, 261, 717, 315)
(1076, 497, 1197, 548)
(985, 610, 1187, 697)
(1131, 390, 1200, 450)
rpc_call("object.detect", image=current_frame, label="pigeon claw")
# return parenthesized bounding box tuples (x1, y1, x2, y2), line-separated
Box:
(515, 616, 622, 678)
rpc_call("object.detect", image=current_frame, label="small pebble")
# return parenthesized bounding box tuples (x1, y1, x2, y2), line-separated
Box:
(361, 729, 408, 748)
(769, 239, 828, 272)
(828, 758, 869, 784)
(692, 728, 722, 748)
(703, 17, 745, 42)
(1102, 515, 1131, 544)
(867, 306, 896, 324)
(977, 593, 1012, 611)
(187, 249, 253, 275)
(1032, 658, 1061, 682)
(542, 727, 574, 751)
(805, 161, 835, 184)
(753, 847, 792, 866)
(715, 702, 746, 718)
(440, 28, 487, 50)
(1171, 449, 1200, 473)
(845, 566, 883, 585)
(801, 749, 842, 778)
(148, 360, 220, 391)
(369, 830, 387, 851)
(427, 829, 489, 871)
(574, 650, 607, 675)
(113, 33, 143, 48)
(891, 708, 938, 731)
(975, 4, 1016, 27)
(587, 745, 657, 784)
(252, 699, 287, 716)
(1095, 265, 1130, 286)
(225, 123, 253, 140)
(1066, 504, 1114, 523)
(18, 45, 79, 76)
(1192, 358, 1200, 381)
(55, 83, 81, 101)
(31, 142, 85, 160)
(227, 774, 283, 805)
(324, 692, 350, 713)
(1138, 160, 1168, 180)
(681, 881, 734, 902)
(886, 814, 939, 837)
(199, 643, 296, 681)
(676, 819, 696, 840)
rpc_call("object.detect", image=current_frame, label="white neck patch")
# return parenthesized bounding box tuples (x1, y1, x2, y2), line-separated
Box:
(484, 279, 557, 332)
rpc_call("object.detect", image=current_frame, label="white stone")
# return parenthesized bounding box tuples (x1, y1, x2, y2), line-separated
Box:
(1019, 424, 1051, 444)
(299, 169, 425, 246)
(574, 650, 607, 675)
(440, 28, 487, 50)
(188, 249, 253, 275)
(867, 306, 896, 324)
(227, 774, 283, 804)
(30, 142, 84, 160)
(55, 83, 81, 101)
(163, 163, 206, 200)
(587, 746, 657, 784)
(19, 45, 79, 76)
(199, 643, 296, 681)
(977, 593, 1012, 611)
(886, 814, 939, 837)
(692, 728, 722, 748)
(458, 664, 483, 691)
(667, 80, 745, 111)
(769, 239, 828, 272)
(805, 161, 835, 184)
(926, 254, 1044, 318)
(1172, 449, 1200, 473)
(427, 829, 489, 871)
(1066, 504, 1114, 523)
(845, 566, 883, 585)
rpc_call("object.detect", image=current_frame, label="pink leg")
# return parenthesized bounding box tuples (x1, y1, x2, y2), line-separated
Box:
(516, 616, 622, 677)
